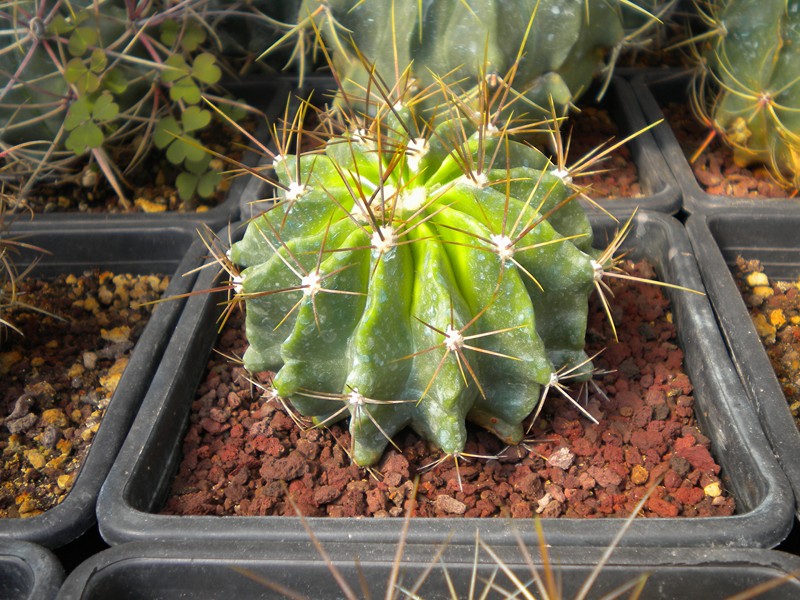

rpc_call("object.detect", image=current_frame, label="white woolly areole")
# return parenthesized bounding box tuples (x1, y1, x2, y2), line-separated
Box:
(444, 325, 464, 352)
(272, 154, 285, 167)
(231, 274, 244, 294)
(348, 389, 364, 406)
(490, 233, 514, 262)
(548, 371, 560, 387)
(285, 181, 308, 202)
(460, 172, 489, 189)
(396, 187, 428, 214)
(371, 225, 397, 254)
(591, 259, 604, 282)
(552, 168, 572, 184)
(301, 271, 322, 296)
(406, 137, 428, 172)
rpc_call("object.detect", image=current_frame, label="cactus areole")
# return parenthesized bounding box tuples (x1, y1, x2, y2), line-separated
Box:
(230, 103, 600, 466)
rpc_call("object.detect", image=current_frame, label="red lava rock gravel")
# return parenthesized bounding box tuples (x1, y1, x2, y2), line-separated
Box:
(162, 259, 734, 520)
(662, 103, 793, 199)
(563, 106, 642, 199)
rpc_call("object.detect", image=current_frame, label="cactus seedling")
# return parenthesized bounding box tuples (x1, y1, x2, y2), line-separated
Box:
(224, 65, 659, 466)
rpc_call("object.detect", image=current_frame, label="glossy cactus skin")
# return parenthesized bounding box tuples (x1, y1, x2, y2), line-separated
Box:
(229, 102, 599, 466)
(292, 0, 653, 118)
(697, 0, 800, 188)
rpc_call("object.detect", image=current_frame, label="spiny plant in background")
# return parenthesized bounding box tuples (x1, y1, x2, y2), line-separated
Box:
(0, 0, 251, 206)
(220, 64, 673, 468)
(264, 0, 670, 120)
(688, 0, 800, 192)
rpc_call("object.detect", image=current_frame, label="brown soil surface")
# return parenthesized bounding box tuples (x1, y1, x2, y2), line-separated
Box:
(0, 271, 167, 518)
(662, 103, 793, 199)
(6, 117, 255, 215)
(564, 106, 642, 199)
(162, 260, 734, 520)
(734, 258, 800, 428)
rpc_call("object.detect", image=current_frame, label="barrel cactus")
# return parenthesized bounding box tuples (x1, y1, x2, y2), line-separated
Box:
(0, 0, 238, 203)
(692, 0, 800, 190)
(276, 0, 662, 119)
(228, 82, 614, 466)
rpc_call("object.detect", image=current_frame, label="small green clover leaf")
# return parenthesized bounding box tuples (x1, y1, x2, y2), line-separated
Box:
(154, 108, 211, 164)
(160, 19, 207, 52)
(176, 157, 220, 200)
(65, 49, 107, 94)
(190, 54, 221, 84)
(102, 68, 128, 95)
(182, 105, 211, 132)
(68, 25, 98, 57)
(161, 53, 221, 104)
(63, 92, 119, 154)
(47, 14, 74, 36)
(161, 55, 190, 83)
(92, 92, 118, 121)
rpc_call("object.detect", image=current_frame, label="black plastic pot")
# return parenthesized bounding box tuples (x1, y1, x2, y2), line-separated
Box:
(0, 540, 63, 600)
(239, 75, 680, 220)
(687, 212, 800, 523)
(96, 210, 793, 550)
(6, 77, 287, 232)
(57, 540, 800, 599)
(0, 221, 206, 548)
(631, 70, 799, 214)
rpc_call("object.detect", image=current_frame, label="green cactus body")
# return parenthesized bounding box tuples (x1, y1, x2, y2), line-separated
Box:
(230, 102, 598, 466)
(293, 0, 656, 118)
(698, 0, 800, 188)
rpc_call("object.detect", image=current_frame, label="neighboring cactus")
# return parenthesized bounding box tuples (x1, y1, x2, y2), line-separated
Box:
(273, 0, 662, 119)
(0, 0, 246, 204)
(228, 79, 614, 466)
(691, 0, 800, 190)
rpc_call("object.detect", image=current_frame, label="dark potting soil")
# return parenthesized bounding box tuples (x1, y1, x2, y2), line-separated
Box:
(734, 258, 800, 430)
(162, 259, 734, 520)
(662, 103, 795, 199)
(0, 271, 167, 518)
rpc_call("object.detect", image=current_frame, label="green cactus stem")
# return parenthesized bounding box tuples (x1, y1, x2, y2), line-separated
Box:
(692, 0, 800, 190)
(229, 82, 610, 466)
(274, 0, 662, 120)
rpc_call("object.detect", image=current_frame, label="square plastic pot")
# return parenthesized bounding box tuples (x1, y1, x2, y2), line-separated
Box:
(686, 212, 800, 522)
(631, 70, 799, 214)
(0, 541, 63, 600)
(239, 75, 680, 220)
(0, 221, 206, 548)
(56, 540, 800, 599)
(96, 210, 793, 550)
(4, 77, 287, 232)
